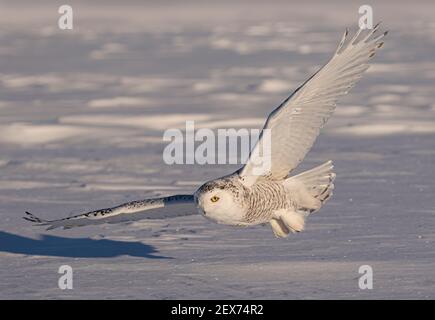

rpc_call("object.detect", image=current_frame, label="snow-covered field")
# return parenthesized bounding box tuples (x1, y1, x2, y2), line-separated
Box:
(1, 0, 435, 299)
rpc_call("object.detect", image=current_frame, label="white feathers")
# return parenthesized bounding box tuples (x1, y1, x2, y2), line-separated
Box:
(24, 195, 196, 230)
(24, 24, 386, 238)
(270, 218, 290, 238)
(285, 160, 336, 211)
(241, 25, 387, 180)
(195, 187, 247, 225)
(270, 161, 336, 238)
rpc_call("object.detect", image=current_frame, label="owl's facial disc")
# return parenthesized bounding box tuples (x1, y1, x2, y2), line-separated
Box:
(194, 185, 245, 225)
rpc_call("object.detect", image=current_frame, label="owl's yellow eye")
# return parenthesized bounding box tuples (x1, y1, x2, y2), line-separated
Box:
(210, 196, 220, 203)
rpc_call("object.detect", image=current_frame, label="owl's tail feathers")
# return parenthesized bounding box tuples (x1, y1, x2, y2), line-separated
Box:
(272, 161, 335, 238)
(285, 160, 336, 213)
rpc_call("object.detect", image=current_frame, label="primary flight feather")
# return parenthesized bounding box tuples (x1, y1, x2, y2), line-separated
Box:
(24, 24, 387, 238)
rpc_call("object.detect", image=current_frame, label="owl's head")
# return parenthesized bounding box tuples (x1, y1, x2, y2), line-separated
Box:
(194, 179, 247, 225)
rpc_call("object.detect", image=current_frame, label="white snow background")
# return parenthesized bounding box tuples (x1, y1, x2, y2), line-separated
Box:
(0, 0, 434, 299)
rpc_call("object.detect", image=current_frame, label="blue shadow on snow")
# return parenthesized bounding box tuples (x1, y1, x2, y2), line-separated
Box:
(0, 231, 169, 259)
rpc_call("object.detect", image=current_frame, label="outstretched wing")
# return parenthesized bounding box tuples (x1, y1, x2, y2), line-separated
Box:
(240, 24, 387, 182)
(24, 194, 196, 230)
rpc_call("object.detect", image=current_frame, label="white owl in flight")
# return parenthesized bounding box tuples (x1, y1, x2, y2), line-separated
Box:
(25, 24, 387, 238)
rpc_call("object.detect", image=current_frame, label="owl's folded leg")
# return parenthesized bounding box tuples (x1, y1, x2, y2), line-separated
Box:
(273, 209, 306, 234)
(270, 218, 290, 238)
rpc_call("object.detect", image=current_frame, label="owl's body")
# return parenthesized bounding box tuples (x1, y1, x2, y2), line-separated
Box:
(25, 25, 385, 238)
(195, 161, 335, 237)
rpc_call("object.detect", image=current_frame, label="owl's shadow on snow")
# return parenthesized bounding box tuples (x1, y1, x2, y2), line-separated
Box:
(0, 231, 169, 259)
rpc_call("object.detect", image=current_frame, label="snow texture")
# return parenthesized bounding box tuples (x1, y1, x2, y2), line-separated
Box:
(0, 0, 434, 299)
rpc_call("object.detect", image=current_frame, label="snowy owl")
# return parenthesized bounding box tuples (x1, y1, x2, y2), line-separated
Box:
(24, 24, 387, 238)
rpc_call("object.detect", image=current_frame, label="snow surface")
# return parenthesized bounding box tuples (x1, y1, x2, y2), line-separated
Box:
(1, 0, 435, 299)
